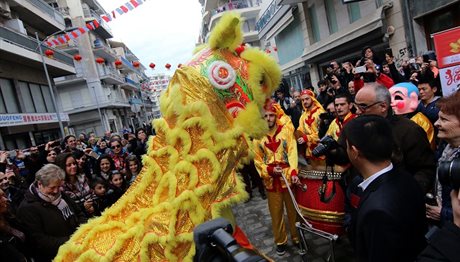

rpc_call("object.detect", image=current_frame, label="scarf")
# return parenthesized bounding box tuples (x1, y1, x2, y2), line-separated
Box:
(436, 144, 460, 201)
(30, 183, 74, 221)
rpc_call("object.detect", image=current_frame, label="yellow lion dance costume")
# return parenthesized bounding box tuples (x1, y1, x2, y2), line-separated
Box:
(55, 13, 281, 261)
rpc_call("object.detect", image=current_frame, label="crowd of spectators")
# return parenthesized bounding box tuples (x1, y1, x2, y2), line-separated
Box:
(272, 45, 460, 260)
(0, 127, 154, 261)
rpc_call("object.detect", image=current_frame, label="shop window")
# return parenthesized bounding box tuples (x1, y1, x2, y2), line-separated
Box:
(41, 85, 56, 112)
(325, 0, 338, 34)
(0, 78, 19, 113)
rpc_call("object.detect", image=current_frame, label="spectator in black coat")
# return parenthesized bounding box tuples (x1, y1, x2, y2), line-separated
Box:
(344, 115, 427, 262)
(16, 164, 86, 262)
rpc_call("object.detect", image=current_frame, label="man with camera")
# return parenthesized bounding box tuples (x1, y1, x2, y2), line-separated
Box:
(253, 100, 300, 256)
(343, 115, 427, 262)
(325, 93, 356, 140)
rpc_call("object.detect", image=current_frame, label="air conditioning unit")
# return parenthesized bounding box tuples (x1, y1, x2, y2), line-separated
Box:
(5, 18, 26, 35)
(0, 0, 11, 18)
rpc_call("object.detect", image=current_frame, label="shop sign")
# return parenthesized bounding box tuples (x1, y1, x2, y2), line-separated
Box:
(433, 26, 460, 68)
(439, 65, 460, 97)
(0, 113, 69, 127)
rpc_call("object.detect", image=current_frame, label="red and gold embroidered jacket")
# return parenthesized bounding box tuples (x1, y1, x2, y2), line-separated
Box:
(297, 99, 325, 159)
(253, 124, 298, 192)
(326, 112, 357, 140)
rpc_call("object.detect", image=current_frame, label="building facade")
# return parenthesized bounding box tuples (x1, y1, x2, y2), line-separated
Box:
(48, 0, 148, 136)
(0, 0, 75, 149)
(199, 0, 264, 46)
(258, 0, 460, 91)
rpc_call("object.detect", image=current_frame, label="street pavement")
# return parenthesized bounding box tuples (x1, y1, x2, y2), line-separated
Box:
(232, 190, 356, 262)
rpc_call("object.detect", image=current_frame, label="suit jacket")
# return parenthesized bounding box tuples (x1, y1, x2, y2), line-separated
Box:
(350, 168, 427, 262)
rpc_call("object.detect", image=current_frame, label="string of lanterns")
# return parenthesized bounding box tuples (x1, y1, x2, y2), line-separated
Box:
(45, 49, 182, 71)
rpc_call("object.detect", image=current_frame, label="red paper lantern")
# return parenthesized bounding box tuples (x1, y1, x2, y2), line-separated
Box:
(273, 47, 278, 52)
(132, 61, 140, 68)
(149, 63, 155, 69)
(44, 49, 54, 58)
(165, 63, 171, 70)
(95, 57, 105, 64)
(114, 60, 122, 67)
(73, 54, 82, 61)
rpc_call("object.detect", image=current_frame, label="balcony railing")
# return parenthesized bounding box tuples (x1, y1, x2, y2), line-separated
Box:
(0, 26, 74, 66)
(125, 77, 139, 87)
(23, 0, 65, 26)
(83, 9, 113, 37)
(255, 0, 282, 31)
(120, 56, 138, 72)
(211, 0, 254, 16)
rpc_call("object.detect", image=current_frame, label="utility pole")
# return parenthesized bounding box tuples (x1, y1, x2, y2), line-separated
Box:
(35, 32, 65, 138)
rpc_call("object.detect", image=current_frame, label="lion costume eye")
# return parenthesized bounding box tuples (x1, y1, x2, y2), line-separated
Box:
(208, 61, 236, 90)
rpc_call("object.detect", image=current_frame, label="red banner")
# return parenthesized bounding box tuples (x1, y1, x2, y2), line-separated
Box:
(433, 26, 460, 68)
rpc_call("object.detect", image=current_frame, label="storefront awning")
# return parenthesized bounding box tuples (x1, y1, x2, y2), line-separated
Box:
(302, 2, 393, 63)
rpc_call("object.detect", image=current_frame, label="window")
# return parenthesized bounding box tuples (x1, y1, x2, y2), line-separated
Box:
(308, 5, 321, 43)
(30, 83, 47, 113)
(0, 78, 19, 113)
(41, 85, 56, 112)
(19, 82, 35, 113)
(18, 81, 56, 113)
(375, 0, 383, 8)
(347, 2, 361, 23)
(325, 0, 338, 34)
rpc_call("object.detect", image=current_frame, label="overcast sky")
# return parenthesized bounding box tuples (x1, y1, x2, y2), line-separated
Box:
(98, 0, 202, 76)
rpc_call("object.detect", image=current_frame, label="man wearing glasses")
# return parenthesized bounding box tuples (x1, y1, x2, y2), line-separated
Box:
(353, 83, 435, 193)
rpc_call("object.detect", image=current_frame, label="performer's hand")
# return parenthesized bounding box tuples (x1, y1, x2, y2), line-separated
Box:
(297, 137, 305, 144)
(273, 166, 283, 175)
(291, 175, 299, 184)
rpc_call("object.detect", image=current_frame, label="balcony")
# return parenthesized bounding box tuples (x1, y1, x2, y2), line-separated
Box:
(0, 26, 75, 77)
(83, 9, 113, 39)
(54, 74, 85, 86)
(54, 39, 79, 55)
(9, 0, 65, 34)
(119, 56, 139, 73)
(120, 77, 139, 91)
(208, 0, 261, 34)
(93, 39, 116, 61)
(99, 68, 124, 85)
(125, 48, 138, 60)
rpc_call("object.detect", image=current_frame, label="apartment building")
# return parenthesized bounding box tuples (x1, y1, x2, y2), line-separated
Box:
(148, 73, 171, 119)
(48, 0, 148, 136)
(199, 0, 264, 46)
(258, 0, 460, 90)
(0, 0, 75, 149)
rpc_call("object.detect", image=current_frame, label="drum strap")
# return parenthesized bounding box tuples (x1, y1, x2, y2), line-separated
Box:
(319, 165, 336, 203)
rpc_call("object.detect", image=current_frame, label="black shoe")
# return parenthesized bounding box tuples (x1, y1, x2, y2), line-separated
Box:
(276, 244, 287, 256)
(260, 193, 267, 200)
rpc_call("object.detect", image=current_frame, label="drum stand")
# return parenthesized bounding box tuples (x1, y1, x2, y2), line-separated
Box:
(280, 173, 338, 262)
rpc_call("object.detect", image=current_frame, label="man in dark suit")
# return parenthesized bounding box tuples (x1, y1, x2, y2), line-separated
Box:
(343, 115, 427, 262)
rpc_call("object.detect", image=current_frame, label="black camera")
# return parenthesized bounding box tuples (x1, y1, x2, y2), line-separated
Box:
(312, 135, 339, 158)
(319, 112, 335, 121)
(193, 218, 266, 262)
(438, 158, 460, 190)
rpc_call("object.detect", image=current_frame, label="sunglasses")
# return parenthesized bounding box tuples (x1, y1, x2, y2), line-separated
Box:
(355, 101, 382, 111)
(111, 145, 121, 149)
